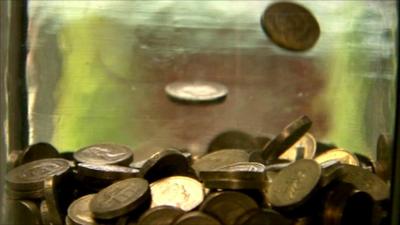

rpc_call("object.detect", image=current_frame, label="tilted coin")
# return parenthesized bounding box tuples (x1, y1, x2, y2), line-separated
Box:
(165, 81, 228, 103)
(5, 199, 42, 225)
(77, 163, 139, 180)
(90, 178, 150, 219)
(207, 130, 257, 153)
(140, 149, 190, 182)
(44, 176, 65, 225)
(150, 176, 204, 211)
(279, 133, 316, 161)
(74, 144, 133, 166)
(173, 211, 221, 225)
(314, 149, 360, 166)
(18, 142, 60, 166)
(137, 206, 184, 225)
(376, 133, 392, 181)
(68, 194, 99, 225)
(339, 164, 389, 201)
(261, 115, 312, 161)
(6, 158, 71, 191)
(267, 159, 321, 208)
(234, 208, 293, 225)
(253, 136, 271, 150)
(261, 2, 320, 51)
(192, 149, 249, 173)
(200, 191, 258, 225)
(323, 182, 375, 225)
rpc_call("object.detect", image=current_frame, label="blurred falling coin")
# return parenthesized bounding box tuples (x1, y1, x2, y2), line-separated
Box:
(279, 133, 316, 161)
(165, 81, 228, 103)
(314, 149, 359, 166)
(150, 176, 204, 211)
(261, 2, 320, 51)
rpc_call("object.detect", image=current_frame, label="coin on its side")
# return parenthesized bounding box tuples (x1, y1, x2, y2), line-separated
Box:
(279, 133, 316, 161)
(200, 191, 258, 225)
(68, 194, 99, 225)
(6, 158, 71, 192)
(165, 81, 228, 103)
(261, 115, 312, 161)
(44, 176, 64, 225)
(207, 130, 257, 153)
(40, 201, 51, 225)
(18, 142, 60, 166)
(314, 149, 360, 166)
(173, 211, 221, 225)
(192, 149, 249, 173)
(74, 144, 133, 166)
(90, 178, 150, 219)
(261, 2, 320, 51)
(267, 159, 321, 208)
(150, 176, 204, 211)
(137, 206, 184, 225)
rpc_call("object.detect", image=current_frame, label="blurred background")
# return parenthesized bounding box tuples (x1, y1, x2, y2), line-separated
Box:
(25, 0, 397, 159)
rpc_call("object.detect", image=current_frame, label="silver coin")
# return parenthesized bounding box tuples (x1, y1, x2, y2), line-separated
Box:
(74, 144, 133, 166)
(6, 158, 71, 191)
(165, 81, 228, 102)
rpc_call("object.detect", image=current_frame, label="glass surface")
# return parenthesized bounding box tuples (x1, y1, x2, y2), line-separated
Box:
(26, 1, 397, 160)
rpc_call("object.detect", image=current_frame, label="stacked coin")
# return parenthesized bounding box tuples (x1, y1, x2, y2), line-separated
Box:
(4, 117, 392, 225)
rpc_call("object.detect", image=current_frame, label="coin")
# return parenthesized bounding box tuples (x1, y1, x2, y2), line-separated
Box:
(150, 176, 204, 211)
(165, 81, 228, 103)
(253, 136, 271, 150)
(319, 162, 345, 188)
(44, 176, 64, 225)
(139, 149, 190, 182)
(376, 133, 392, 181)
(279, 133, 316, 161)
(90, 178, 150, 219)
(261, 115, 312, 161)
(5, 187, 44, 200)
(267, 159, 321, 208)
(77, 163, 139, 180)
(192, 149, 249, 173)
(173, 211, 221, 225)
(199, 162, 265, 190)
(18, 142, 60, 166)
(261, 2, 320, 51)
(234, 209, 292, 225)
(74, 144, 133, 166)
(40, 200, 51, 225)
(200, 191, 258, 225)
(68, 194, 99, 225)
(137, 206, 184, 225)
(6, 158, 71, 191)
(323, 182, 374, 225)
(314, 149, 360, 166)
(339, 164, 389, 201)
(207, 130, 257, 153)
(129, 159, 148, 170)
(7, 150, 22, 170)
(354, 153, 374, 172)
(5, 199, 42, 225)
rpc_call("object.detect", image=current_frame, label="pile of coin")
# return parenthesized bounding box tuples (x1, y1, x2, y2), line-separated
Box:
(4, 115, 392, 225)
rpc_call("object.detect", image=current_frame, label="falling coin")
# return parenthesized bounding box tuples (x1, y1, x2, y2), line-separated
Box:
(165, 81, 228, 103)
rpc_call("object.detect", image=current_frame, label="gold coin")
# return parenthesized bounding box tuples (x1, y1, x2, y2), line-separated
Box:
(314, 149, 359, 166)
(279, 133, 316, 161)
(150, 176, 204, 211)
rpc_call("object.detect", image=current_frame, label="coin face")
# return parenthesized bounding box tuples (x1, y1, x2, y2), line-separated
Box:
(74, 144, 133, 166)
(165, 81, 228, 103)
(207, 130, 257, 153)
(314, 149, 360, 166)
(6, 158, 71, 191)
(150, 176, 204, 211)
(339, 165, 389, 201)
(90, 178, 150, 219)
(261, 2, 320, 51)
(68, 194, 99, 225)
(267, 159, 321, 208)
(200, 191, 258, 225)
(261, 115, 312, 161)
(192, 149, 249, 173)
(137, 206, 184, 225)
(18, 142, 60, 166)
(173, 211, 221, 225)
(279, 133, 316, 161)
